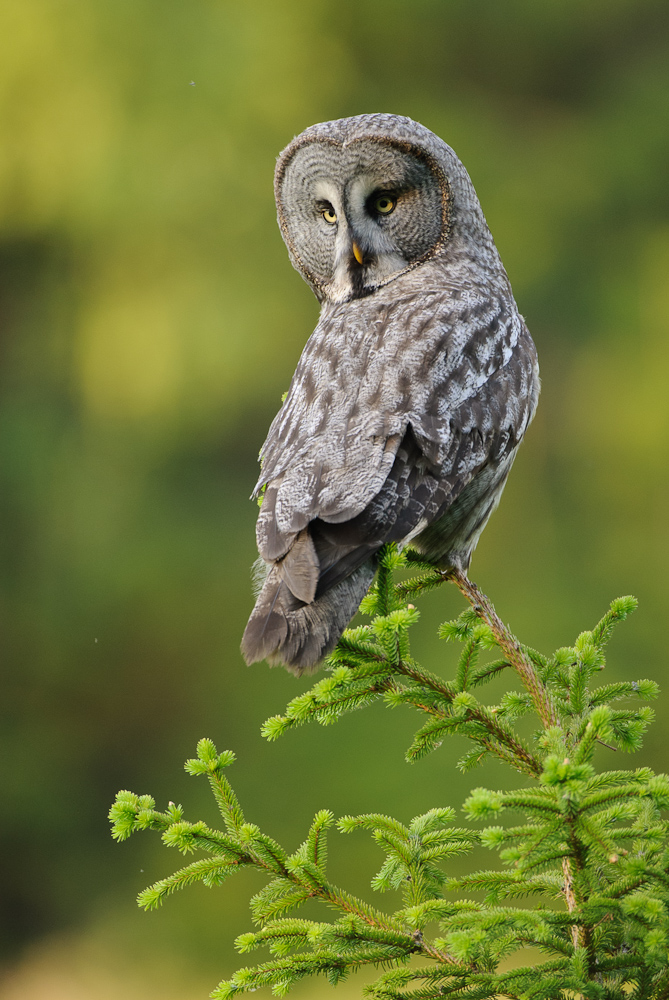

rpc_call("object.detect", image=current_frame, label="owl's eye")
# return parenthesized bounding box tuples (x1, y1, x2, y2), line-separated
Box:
(374, 194, 396, 215)
(321, 205, 337, 224)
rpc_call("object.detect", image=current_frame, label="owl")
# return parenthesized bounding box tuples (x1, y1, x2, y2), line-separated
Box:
(241, 114, 539, 675)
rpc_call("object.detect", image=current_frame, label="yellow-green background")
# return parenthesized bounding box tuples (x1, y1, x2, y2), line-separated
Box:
(1, 1, 669, 996)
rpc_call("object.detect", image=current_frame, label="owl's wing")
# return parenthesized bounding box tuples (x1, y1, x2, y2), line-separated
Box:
(254, 291, 538, 600)
(311, 358, 528, 596)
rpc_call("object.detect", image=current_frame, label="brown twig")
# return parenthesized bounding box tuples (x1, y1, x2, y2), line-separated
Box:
(561, 856, 585, 950)
(393, 655, 542, 776)
(444, 570, 593, 951)
(446, 569, 557, 729)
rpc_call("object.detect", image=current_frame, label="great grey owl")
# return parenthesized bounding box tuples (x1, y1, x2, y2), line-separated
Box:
(241, 114, 539, 675)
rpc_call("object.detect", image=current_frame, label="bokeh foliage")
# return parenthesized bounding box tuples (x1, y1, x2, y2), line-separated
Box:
(2, 0, 669, 992)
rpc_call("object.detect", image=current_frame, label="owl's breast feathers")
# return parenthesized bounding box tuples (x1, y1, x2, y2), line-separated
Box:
(255, 285, 538, 559)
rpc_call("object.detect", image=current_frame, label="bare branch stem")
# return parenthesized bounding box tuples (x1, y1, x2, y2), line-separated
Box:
(447, 569, 557, 728)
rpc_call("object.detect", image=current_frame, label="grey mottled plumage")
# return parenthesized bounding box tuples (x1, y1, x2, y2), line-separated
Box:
(241, 114, 539, 675)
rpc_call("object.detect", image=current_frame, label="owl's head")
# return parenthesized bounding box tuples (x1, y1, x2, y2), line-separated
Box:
(274, 114, 493, 304)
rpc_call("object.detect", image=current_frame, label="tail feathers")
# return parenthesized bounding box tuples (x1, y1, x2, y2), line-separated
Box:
(241, 561, 375, 675)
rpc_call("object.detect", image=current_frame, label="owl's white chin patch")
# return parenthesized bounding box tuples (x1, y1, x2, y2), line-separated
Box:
(326, 252, 409, 303)
(326, 272, 357, 303)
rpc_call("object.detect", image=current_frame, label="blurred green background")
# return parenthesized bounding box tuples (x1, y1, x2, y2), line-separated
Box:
(1, 0, 669, 996)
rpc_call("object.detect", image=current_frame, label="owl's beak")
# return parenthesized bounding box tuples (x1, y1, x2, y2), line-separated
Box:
(352, 241, 364, 266)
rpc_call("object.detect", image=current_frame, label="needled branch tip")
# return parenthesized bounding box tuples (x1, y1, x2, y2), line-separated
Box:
(111, 548, 664, 998)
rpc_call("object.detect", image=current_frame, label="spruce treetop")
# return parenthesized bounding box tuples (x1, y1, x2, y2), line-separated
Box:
(111, 547, 668, 999)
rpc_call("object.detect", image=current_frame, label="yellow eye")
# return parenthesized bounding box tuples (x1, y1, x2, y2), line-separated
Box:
(322, 206, 337, 224)
(374, 195, 396, 215)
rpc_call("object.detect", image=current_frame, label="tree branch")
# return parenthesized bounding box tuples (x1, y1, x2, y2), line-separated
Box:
(447, 570, 557, 728)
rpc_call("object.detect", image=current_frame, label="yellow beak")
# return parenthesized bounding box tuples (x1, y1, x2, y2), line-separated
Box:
(352, 241, 364, 265)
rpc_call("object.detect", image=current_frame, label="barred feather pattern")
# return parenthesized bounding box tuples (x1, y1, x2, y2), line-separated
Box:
(241, 114, 539, 675)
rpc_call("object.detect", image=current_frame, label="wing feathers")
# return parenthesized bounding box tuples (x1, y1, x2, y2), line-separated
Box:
(276, 528, 319, 604)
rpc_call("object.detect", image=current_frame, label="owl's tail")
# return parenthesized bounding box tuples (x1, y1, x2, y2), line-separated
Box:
(240, 561, 376, 676)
